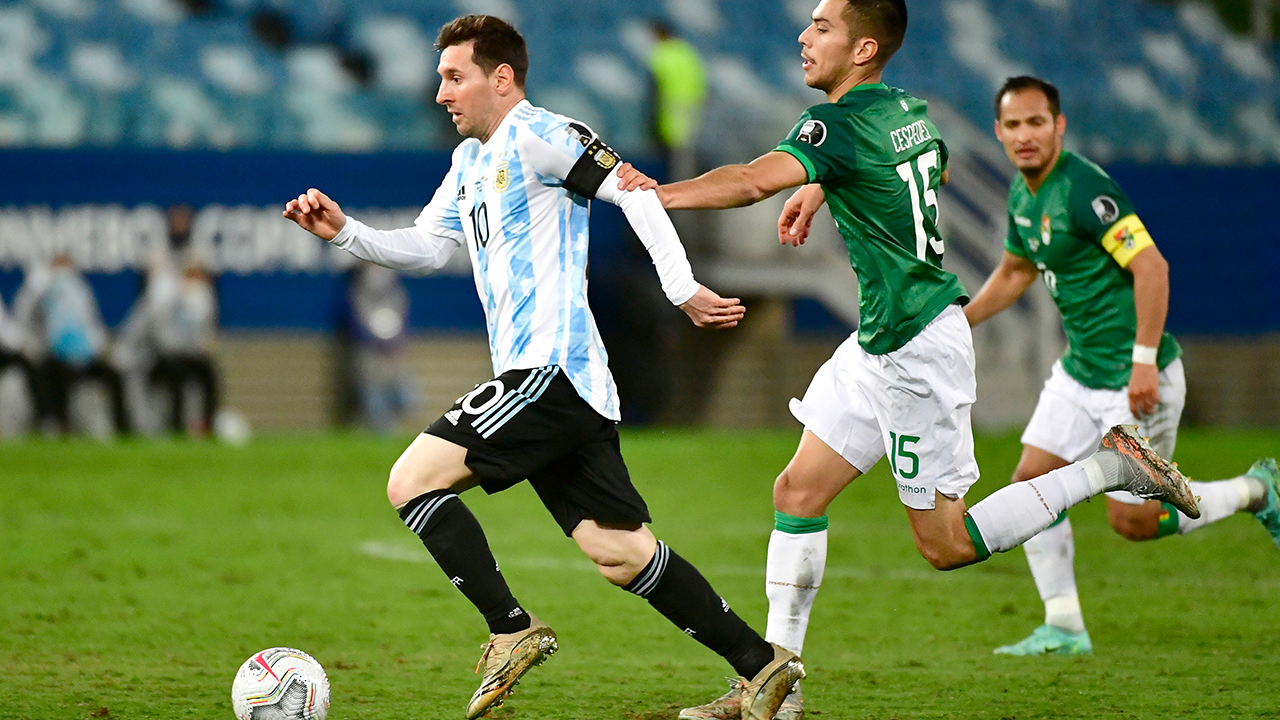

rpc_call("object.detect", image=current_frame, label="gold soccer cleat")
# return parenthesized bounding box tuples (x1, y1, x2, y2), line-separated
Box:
(464, 614, 557, 719)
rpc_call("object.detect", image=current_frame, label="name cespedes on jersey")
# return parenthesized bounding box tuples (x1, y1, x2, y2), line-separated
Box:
(890, 119, 933, 154)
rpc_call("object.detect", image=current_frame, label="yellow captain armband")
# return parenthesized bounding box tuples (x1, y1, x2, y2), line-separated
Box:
(1100, 214, 1155, 267)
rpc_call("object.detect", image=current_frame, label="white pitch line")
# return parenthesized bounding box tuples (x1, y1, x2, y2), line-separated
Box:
(357, 540, 944, 581)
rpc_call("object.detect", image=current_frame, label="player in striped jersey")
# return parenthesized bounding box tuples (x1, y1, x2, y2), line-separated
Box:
(285, 15, 801, 720)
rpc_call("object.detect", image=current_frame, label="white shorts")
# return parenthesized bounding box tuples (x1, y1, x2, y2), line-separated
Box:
(789, 304, 979, 510)
(1020, 358, 1186, 505)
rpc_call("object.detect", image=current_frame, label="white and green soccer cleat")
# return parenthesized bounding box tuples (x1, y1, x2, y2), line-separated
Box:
(1247, 458, 1280, 550)
(993, 625, 1093, 656)
(1099, 425, 1200, 519)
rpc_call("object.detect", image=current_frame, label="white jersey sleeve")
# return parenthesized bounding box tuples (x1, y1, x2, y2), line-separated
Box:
(329, 146, 468, 273)
(516, 125, 699, 306)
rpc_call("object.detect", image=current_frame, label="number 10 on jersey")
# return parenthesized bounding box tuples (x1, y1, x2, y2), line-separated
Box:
(895, 149, 944, 261)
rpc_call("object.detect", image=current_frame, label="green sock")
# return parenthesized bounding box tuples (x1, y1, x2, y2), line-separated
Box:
(963, 513, 991, 562)
(1156, 502, 1180, 538)
(774, 511, 828, 534)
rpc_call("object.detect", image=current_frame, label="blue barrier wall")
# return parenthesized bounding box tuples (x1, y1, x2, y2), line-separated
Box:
(1107, 164, 1280, 335)
(0, 149, 643, 333)
(0, 151, 1275, 335)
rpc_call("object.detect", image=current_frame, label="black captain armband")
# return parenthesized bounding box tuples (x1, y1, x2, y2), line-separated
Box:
(563, 138, 622, 200)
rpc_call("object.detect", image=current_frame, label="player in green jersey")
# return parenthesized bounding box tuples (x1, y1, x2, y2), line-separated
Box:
(615, 3, 1206, 717)
(961, 76, 1280, 656)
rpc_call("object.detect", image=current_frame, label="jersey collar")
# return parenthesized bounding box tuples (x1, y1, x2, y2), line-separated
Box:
(482, 98, 533, 149)
(836, 82, 888, 104)
(1026, 148, 1068, 196)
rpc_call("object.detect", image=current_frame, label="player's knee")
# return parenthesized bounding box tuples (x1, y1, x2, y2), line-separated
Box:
(386, 459, 447, 508)
(918, 543, 967, 571)
(1108, 507, 1157, 541)
(385, 465, 418, 508)
(595, 560, 640, 587)
(574, 523, 653, 586)
(913, 530, 974, 571)
(773, 470, 822, 516)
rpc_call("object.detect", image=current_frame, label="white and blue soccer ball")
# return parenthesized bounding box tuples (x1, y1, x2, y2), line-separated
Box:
(231, 647, 330, 720)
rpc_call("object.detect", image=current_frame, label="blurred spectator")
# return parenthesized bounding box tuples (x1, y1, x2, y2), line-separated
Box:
(0, 294, 38, 427)
(345, 263, 419, 434)
(14, 255, 132, 436)
(647, 20, 707, 181)
(117, 205, 221, 435)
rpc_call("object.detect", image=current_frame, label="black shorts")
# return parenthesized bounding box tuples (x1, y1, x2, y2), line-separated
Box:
(425, 365, 650, 536)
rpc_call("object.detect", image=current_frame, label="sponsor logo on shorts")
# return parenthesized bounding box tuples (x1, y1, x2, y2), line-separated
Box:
(896, 482, 928, 495)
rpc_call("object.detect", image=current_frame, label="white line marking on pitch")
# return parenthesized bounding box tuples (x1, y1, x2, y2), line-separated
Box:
(357, 540, 945, 581)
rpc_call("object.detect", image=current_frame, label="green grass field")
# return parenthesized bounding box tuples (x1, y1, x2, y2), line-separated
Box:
(2, 428, 1277, 720)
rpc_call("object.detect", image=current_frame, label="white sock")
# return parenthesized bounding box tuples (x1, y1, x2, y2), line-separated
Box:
(764, 529, 827, 655)
(1022, 517, 1086, 633)
(968, 462, 1099, 554)
(1177, 478, 1262, 534)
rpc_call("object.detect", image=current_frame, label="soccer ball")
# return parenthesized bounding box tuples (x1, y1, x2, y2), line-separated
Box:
(231, 648, 330, 720)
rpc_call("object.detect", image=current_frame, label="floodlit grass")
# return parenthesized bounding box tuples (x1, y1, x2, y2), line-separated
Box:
(1, 428, 1277, 719)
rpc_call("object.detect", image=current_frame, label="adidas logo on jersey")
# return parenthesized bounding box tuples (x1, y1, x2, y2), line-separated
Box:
(445, 409, 463, 425)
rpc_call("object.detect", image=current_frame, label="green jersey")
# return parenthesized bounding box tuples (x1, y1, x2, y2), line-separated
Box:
(775, 83, 968, 355)
(1005, 150, 1180, 389)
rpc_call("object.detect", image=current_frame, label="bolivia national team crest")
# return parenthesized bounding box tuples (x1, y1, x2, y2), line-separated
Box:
(796, 119, 827, 146)
(1114, 225, 1137, 250)
(1040, 215, 1052, 248)
(493, 163, 510, 192)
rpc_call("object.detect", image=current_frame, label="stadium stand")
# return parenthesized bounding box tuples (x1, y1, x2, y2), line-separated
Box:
(0, 0, 1278, 162)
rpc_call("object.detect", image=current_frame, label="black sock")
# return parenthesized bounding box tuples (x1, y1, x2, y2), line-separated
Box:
(399, 490, 531, 635)
(624, 541, 775, 678)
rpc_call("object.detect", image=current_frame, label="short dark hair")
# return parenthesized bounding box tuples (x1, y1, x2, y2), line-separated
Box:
(435, 15, 528, 89)
(995, 76, 1061, 119)
(841, 0, 907, 65)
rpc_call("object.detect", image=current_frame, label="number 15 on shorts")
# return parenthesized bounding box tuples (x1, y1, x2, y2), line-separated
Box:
(888, 431, 920, 479)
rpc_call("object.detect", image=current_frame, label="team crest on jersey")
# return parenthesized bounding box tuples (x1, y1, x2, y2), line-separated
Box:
(493, 163, 510, 191)
(1040, 215, 1053, 248)
(796, 119, 827, 146)
(1091, 195, 1119, 224)
(1114, 225, 1137, 250)
(593, 146, 618, 170)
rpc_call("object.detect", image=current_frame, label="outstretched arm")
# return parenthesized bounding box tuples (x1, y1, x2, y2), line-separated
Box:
(963, 251, 1039, 327)
(658, 151, 810, 210)
(597, 176, 745, 328)
(524, 129, 744, 329)
(284, 187, 463, 272)
(1126, 245, 1170, 417)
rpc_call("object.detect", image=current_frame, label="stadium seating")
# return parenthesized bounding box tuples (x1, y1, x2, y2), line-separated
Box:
(0, 0, 1277, 162)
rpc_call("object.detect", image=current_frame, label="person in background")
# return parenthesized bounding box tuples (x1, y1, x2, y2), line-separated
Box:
(346, 262, 420, 434)
(648, 19, 707, 182)
(117, 204, 221, 436)
(146, 252, 220, 435)
(0, 294, 39, 429)
(14, 254, 132, 436)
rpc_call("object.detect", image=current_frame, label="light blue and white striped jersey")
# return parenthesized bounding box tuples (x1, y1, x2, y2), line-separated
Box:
(332, 100, 699, 421)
